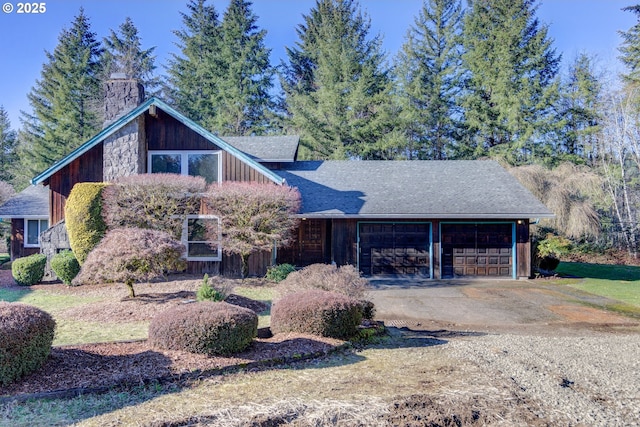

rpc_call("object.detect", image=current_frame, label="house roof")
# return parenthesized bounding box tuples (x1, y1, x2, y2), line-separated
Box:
(221, 136, 299, 162)
(30, 97, 284, 186)
(278, 160, 554, 219)
(0, 185, 49, 219)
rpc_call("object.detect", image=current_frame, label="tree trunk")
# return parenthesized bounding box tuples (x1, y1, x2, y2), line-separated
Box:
(126, 280, 136, 298)
(241, 253, 250, 279)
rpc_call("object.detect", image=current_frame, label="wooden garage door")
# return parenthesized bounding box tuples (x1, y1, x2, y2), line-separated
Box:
(441, 223, 513, 278)
(359, 222, 430, 276)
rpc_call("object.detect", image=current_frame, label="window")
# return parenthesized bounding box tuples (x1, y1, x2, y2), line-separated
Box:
(25, 218, 48, 248)
(149, 151, 221, 184)
(182, 215, 221, 261)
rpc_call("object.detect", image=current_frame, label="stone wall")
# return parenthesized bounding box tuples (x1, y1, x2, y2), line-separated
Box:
(40, 221, 71, 281)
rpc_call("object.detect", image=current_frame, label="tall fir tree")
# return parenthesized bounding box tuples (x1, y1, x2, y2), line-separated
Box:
(619, 5, 640, 91)
(213, 0, 275, 135)
(18, 8, 103, 177)
(394, 0, 464, 160)
(0, 106, 17, 183)
(461, 0, 560, 163)
(165, 0, 221, 126)
(280, 0, 397, 160)
(103, 17, 159, 95)
(556, 53, 602, 165)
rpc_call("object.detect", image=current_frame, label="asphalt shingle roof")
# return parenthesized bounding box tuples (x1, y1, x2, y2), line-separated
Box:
(278, 160, 554, 219)
(0, 185, 49, 218)
(221, 136, 299, 162)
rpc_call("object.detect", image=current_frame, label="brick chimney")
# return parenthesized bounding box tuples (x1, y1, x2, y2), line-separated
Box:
(102, 74, 146, 181)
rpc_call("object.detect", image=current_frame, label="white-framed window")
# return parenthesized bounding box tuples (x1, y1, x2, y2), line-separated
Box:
(148, 150, 222, 184)
(24, 218, 48, 248)
(182, 215, 222, 261)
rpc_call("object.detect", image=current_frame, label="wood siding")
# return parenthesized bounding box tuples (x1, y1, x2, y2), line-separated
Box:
(47, 143, 103, 224)
(10, 219, 39, 260)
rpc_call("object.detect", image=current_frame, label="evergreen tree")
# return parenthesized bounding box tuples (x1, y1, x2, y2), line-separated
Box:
(281, 0, 396, 160)
(461, 0, 560, 163)
(619, 4, 640, 90)
(165, 0, 221, 126)
(394, 0, 464, 160)
(0, 107, 17, 182)
(556, 53, 602, 165)
(103, 17, 159, 95)
(18, 8, 103, 177)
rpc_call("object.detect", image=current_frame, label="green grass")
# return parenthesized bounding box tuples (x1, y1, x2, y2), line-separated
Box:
(54, 320, 149, 346)
(234, 286, 274, 328)
(556, 262, 640, 314)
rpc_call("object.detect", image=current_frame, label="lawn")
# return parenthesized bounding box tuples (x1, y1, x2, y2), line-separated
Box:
(556, 261, 640, 309)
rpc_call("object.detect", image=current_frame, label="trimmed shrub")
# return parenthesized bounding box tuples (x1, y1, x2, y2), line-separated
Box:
(265, 263, 296, 282)
(102, 174, 206, 239)
(0, 302, 56, 386)
(72, 228, 186, 297)
(149, 301, 257, 355)
(196, 274, 225, 302)
(65, 182, 109, 265)
(278, 263, 369, 299)
(11, 253, 46, 286)
(50, 250, 80, 285)
(270, 290, 363, 339)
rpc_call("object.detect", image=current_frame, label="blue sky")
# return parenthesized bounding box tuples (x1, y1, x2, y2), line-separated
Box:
(0, 0, 636, 129)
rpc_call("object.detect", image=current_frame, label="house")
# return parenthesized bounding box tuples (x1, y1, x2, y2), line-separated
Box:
(0, 76, 553, 279)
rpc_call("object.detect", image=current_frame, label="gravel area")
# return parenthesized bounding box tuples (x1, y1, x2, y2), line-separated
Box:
(446, 332, 640, 426)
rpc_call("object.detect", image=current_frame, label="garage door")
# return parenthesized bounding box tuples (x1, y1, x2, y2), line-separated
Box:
(359, 222, 430, 276)
(441, 223, 513, 278)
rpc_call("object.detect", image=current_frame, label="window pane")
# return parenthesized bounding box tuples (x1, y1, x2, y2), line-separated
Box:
(187, 218, 208, 241)
(188, 242, 219, 258)
(188, 153, 218, 184)
(151, 154, 182, 174)
(27, 220, 39, 245)
(40, 219, 48, 231)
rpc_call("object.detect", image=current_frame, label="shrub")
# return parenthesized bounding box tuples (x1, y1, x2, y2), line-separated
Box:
(0, 302, 56, 386)
(11, 253, 46, 286)
(102, 174, 206, 239)
(65, 182, 109, 265)
(149, 301, 257, 355)
(50, 250, 80, 285)
(196, 274, 225, 302)
(278, 263, 369, 299)
(270, 290, 363, 339)
(265, 263, 296, 282)
(73, 228, 186, 297)
(535, 233, 572, 272)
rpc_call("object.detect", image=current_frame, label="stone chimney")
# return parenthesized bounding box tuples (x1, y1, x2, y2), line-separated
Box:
(102, 74, 146, 181)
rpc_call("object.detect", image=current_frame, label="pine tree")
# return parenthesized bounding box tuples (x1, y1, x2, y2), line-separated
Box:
(18, 8, 103, 177)
(103, 17, 159, 95)
(394, 0, 464, 160)
(556, 53, 602, 165)
(165, 0, 221, 127)
(461, 0, 560, 163)
(0, 106, 17, 183)
(619, 5, 640, 90)
(281, 0, 396, 160)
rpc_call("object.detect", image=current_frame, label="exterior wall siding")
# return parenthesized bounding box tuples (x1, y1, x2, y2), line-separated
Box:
(10, 219, 39, 260)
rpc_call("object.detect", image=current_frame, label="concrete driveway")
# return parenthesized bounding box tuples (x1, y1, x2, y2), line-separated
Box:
(367, 278, 639, 333)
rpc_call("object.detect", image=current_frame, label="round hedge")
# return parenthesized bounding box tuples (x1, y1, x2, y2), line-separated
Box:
(11, 253, 47, 286)
(0, 302, 56, 386)
(271, 290, 363, 339)
(148, 302, 258, 355)
(50, 250, 80, 285)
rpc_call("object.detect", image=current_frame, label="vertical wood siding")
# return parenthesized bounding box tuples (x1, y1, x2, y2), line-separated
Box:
(10, 219, 39, 260)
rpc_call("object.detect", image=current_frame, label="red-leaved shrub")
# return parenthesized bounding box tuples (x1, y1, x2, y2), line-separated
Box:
(278, 263, 369, 299)
(270, 290, 363, 339)
(149, 302, 257, 355)
(102, 174, 206, 239)
(0, 302, 56, 386)
(72, 228, 186, 297)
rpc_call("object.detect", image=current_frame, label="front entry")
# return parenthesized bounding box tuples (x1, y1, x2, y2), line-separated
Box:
(359, 222, 431, 277)
(441, 223, 514, 278)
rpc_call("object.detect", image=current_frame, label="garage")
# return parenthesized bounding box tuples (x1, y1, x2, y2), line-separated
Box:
(441, 223, 514, 278)
(358, 222, 431, 277)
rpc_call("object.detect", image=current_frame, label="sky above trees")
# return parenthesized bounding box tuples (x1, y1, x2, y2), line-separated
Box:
(0, 0, 635, 128)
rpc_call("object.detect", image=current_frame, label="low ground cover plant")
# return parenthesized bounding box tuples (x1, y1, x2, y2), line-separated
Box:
(0, 302, 56, 386)
(278, 263, 369, 299)
(11, 253, 47, 286)
(270, 290, 363, 339)
(265, 263, 296, 282)
(149, 301, 258, 355)
(50, 250, 80, 285)
(196, 274, 228, 302)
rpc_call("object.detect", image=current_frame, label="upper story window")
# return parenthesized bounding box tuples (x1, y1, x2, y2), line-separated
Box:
(149, 151, 221, 184)
(25, 218, 48, 248)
